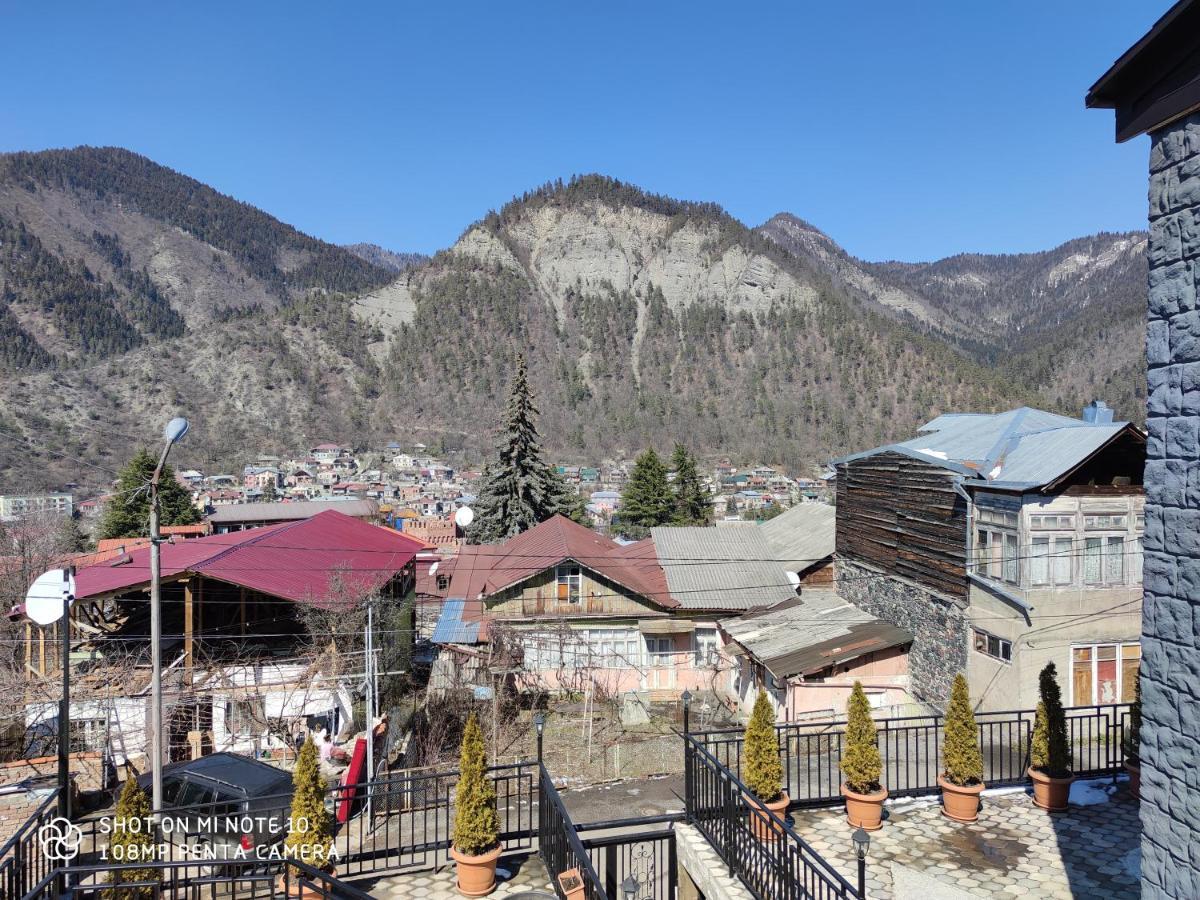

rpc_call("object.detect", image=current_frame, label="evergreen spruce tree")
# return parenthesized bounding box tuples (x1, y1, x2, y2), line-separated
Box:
(283, 737, 334, 872)
(98, 449, 200, 539)
(942, 673, 983, 786)
(744, 690, 784, 802)
(670, 443, 710, 526)
(261, 478, 278, 502)
(470, 355, 574, 543)
(452, 713, 500, 856)
(104, 777, 158, 899)
(840, 681, 882, 794)
(619, 448, 673, 537)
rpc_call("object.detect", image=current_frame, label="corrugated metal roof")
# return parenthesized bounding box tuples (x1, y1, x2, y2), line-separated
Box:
(431, 599, 482, 644)
(833, 406, 1141, 489)
(74, 510, 425, 609)
(759, 503, 835, 572)
(208, 499, 379, 523)
(721, 592, 912, 678)
(650, 527, 795, 611)
(447, 516, 675, 607)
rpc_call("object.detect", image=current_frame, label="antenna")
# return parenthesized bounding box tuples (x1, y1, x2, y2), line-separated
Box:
(25, 569, 75, 626)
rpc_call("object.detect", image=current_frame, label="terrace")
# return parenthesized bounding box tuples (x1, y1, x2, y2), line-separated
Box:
(3, 701, 1138, 899)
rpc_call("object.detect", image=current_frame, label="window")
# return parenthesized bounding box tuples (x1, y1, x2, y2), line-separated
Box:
(1053, 537, 1073, 585)
(1031, 514, 1075, 530)
(973, 628, 1012, 662)
(1132, 536, 1144, 583)
(1072, 642, 1140, 705)
(1030, 537, 1050, 585)
(556, 565, 582, 603)
(1002, 533, 1019, 584)
(1084, 536, 1127, 585)
(976, 529, 1003, 579)
(1085, 514, 1127, 530)
(978, 508, 1018, 527)
(1106, 536, 1125, 583)
(694, 628, 719, 666)
(1084, 537, 1103, 584)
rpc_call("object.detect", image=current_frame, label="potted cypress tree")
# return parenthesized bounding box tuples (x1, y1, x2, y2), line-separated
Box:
(1124, 671, 1141, 799)
(1028, 662, 1074, 811)
(840, 682, 887, 830)
(743, 690, 788, 839)
(104, 777, 159, 899)
(450, 713, 501, 896)
(938, 673, 985, 822)
(278, 737, 336, 897)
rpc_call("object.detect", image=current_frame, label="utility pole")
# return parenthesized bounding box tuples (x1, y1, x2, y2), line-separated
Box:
(151, 417, 189, 813)
(57, 566, 74, 820)
(364, 594, 374, 820)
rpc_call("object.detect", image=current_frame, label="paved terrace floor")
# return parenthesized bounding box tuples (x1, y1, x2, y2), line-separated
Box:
(348, 852, 556, 898)
(791, 778, 1141, 899)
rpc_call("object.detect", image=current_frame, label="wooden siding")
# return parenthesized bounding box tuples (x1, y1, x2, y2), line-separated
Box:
(486, 568, 662, 619)
(836, 451, 969, 600)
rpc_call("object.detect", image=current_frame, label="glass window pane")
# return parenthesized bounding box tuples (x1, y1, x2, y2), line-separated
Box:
(1121, 654, 1139, 703)
(1072, 657, 1094, 705)
(1085, 538, 1103, 583)
(1031, 538, 1050, 584)
(1132, 537, 1144, 583)
(1073, 647, 1092, 662)
(1003, 533, 1018, 583)
(1106, 536, 1124, 583)
(1054, 538, 1073, 584)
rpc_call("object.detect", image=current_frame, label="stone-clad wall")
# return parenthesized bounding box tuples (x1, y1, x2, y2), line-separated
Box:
(835, 559, 966, 706)
(1142, 111, 1200, 900)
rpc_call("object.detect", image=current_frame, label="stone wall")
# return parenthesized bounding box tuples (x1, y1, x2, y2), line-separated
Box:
(835, 559, 966, 707)
(1142, 110, 1200, 900)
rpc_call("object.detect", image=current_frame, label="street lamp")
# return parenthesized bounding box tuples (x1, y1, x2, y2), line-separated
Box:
(681, 689, 692, 734)
(150, 416, 189, 814)
(621, 875, 639, 900)
(533, 712, 546, 763)
(852, 827, 870, 898)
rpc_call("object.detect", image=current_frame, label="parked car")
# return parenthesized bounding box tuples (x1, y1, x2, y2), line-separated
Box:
(135, 752, 294, 861)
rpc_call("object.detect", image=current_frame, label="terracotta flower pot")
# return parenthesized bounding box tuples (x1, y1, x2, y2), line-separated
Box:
(275, 867, 338, 899)
(938, 774, 985, 823)
(451, 844, 502, 897)
(557, 867, 586, 900)
(1125, 758, 1140, 800)
(841, 783, 887, 831)
(1028, 767, 1074, 812)
(747, 791, 790, 840)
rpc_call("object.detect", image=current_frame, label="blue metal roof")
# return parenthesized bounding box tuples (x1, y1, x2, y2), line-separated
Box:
(431, 598, 481, 644)
(832, 406, 1139, 490)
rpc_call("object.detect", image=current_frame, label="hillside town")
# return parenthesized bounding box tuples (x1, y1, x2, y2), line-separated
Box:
(0, 2, 1196, 899)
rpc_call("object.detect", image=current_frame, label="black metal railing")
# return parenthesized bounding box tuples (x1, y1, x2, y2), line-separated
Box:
(693, 703, 1130, 806)
(0, 788, 61, 900)
(57, 760, 537, 882)
(684, 734, 860, 900)
(537, 764, 605, 900)
(19, 857, 375, 900)
(580, 824, 677, 900)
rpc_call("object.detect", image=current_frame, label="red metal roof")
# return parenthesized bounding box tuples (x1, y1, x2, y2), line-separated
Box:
(447, 515, 676, 608)
(74, 510, 425, 609)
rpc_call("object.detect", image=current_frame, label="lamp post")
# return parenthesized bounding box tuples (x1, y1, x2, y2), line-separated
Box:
(150, 416, 189, 814)
(852, 827, 870, 898)
(622, 874, 639, 900)
(534, 712, 546, 764)
(681, 689, 692, 734)
(57, 567, 75, 820)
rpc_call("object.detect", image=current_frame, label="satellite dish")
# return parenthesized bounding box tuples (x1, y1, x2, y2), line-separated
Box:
(428, 561, 439, 577)
(25, 569, 75, 626)
(785, 571, 801, 589)
(454, 506, 474, 529)
(163, 417, 190, 444)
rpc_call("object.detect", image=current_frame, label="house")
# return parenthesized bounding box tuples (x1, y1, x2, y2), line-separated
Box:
(833, 403, 1146, 710)
(759, 502, 836, 586)
(21, 510, 424, 762)
(431, 516, 727, 698)
(0, 494, 73, 519)
(721, 593, 913, 721)
(310, 443, 349, 463)
(1086, 5, 1200, 891)
(207, 499, 381, 533)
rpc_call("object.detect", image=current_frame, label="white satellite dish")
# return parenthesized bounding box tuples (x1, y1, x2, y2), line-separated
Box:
(785, 571, 801, 589)
(25, 569, 75, 626)
(454, 506, 475, 529)
(428, 561, 439, 577)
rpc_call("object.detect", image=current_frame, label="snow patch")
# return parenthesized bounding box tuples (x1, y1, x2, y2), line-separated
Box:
(1069, 778, 1115, 806)
(915, 448, 949, 460)
(1121, 846, 1141, 880)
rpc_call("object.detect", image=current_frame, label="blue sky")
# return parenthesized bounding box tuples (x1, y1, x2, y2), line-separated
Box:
(0, 1, 1163, 261)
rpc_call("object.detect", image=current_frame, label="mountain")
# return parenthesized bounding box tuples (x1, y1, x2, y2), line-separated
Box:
(757, 213, 1147, 416)
(343, 243, 429, 274)
(0, 154, 1144, 492)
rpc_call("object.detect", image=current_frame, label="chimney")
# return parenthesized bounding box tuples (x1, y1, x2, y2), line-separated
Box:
(1082, 400, 1113, 424)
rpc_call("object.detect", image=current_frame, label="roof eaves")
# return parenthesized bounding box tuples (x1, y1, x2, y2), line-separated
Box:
(830, 444, 978, 476)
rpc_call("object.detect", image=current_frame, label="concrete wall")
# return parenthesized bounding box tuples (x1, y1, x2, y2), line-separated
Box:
(1142, 110, 1200, 899)
(836, 558, 966, 706)
(967, 582, 1141, 711)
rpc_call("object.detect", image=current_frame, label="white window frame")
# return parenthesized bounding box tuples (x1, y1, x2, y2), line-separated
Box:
(1070, 641, 1141, 706)
(972, 628, 1012, 663)
(556, 564, 582, 603)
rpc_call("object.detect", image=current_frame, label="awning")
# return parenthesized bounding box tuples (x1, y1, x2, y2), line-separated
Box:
(638, 619, 695, 635)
